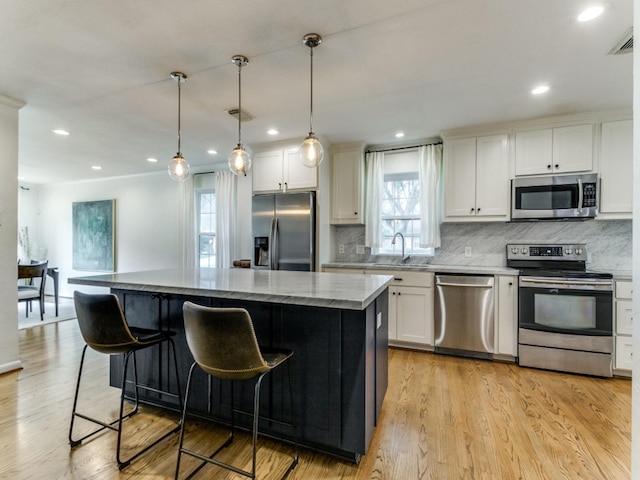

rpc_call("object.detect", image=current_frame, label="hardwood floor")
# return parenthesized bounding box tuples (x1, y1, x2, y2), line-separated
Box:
(0, 320, 631, 479)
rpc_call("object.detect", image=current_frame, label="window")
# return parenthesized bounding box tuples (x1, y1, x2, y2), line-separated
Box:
(376, 150, 434, 256)
(197, 189, 216, 267)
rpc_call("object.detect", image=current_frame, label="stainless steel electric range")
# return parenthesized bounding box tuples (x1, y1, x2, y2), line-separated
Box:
(506, 243, 613, 377)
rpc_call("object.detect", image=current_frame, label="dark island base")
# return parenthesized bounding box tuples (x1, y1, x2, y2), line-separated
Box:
(109, 288, 388, 462)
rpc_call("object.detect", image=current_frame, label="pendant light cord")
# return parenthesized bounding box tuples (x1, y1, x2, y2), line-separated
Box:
(309, 45, 314, 134)
(238, 62, 242, 145)
(177, 77, 182, 154)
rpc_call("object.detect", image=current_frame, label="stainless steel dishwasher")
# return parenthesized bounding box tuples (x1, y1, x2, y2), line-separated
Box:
(434, 274, 495, 358)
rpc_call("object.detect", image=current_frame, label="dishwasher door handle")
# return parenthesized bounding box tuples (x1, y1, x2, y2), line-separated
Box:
(437, 282, 493, 288)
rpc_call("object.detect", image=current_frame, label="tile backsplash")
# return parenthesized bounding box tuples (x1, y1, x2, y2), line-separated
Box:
(333, 220, 632, 273)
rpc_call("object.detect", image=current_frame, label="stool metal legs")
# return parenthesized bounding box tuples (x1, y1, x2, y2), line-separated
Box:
(175, 361, 299, 480)
(69, 338, 183, 470)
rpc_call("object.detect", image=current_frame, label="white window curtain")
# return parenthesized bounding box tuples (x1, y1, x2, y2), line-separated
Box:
(214, 170, 237, 268)
(418, 144, 443, 249)
(179, 175, 197, 269)
(364, 151, 384, 249)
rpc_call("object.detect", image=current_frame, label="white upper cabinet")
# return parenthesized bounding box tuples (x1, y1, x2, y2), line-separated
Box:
(252, 146, 317, 193)
(515, 124, 593, 176)
(443, 134, 509, 222)
(599, 119, 633, 217)
(331, 143, 364, 224)
(514, 129, 553, 176)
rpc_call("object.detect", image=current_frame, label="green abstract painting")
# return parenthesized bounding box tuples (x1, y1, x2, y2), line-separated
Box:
(72, 199, 115, 271)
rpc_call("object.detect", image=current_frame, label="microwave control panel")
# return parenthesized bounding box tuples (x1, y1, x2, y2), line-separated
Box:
(582, 183, 597, 207)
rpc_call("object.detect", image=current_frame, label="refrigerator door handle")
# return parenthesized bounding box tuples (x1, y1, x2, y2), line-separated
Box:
(270, 217, 279, 270)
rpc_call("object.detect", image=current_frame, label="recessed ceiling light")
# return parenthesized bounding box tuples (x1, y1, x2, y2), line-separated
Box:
(577, 5, 604, 22)
(395, 132, 405, 138)
(531, 85, 550, 95)
(147, 157, 158, 163)
(91, 165, 102, 170)
(207, 149, 218, 155)
(52, 129, 70, 136)
(267, 129, 279, 136)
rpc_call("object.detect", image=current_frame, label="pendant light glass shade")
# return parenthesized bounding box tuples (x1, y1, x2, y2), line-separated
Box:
(300, 133, 324, 168)
(228, 55, 251, 176)
(168, 72, 190, 182)
(168, 154, 189, 181)
(300, 33, 323, 168)
(228, 144, 251, 176)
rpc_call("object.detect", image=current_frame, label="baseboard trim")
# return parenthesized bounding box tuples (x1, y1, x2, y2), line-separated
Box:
(0, 360, 23, 375)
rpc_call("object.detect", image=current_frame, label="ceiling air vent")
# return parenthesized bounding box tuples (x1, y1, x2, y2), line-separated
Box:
(226, 108, 254, 122)
(608, 27, 633, 55)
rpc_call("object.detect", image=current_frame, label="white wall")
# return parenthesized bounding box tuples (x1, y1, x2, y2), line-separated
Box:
(0, 95, 24, 374)
(632, 1, 639, 477)
(36, 172, 183, 297)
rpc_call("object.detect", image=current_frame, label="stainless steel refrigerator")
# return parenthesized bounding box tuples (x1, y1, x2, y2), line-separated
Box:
(252, 192, 315, 271)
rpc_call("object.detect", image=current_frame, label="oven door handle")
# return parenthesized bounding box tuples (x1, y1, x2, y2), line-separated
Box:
(520, 277, 612, 288)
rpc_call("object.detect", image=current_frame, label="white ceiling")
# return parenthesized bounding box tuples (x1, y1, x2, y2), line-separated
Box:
(1, 0, 632, 185)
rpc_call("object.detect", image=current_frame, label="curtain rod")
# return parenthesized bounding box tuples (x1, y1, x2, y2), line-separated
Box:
(366, 141, 442, 154)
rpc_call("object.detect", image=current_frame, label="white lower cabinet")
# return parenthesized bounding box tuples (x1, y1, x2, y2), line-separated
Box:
(495, 275, 518, 358)
(322, 267, 434, 349)
(368, 270, 434, 348)
(614, 279, 633, 374)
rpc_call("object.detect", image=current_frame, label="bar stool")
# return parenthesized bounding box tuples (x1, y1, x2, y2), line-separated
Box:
(69, 291, 183, 470)
(176, 302, 298, 480)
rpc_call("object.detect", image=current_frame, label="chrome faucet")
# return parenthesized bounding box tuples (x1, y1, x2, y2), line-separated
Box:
(391, 232, 411, 264)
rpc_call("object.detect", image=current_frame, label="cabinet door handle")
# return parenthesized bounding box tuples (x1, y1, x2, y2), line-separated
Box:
(547, 164, 552, 169)
(555, 164, 559, 169)
(354, 212, 358, 215)
(394, 277, 403, 282)
(477, 207, 481, 213)
(509, 282, 513, 286)
(392, 291, 396, 295)
(284, 182, 288, 191)
(470, 207, 475, 213)
(278, 182, 282, 189)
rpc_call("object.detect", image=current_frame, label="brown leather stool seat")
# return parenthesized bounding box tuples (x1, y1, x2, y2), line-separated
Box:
(69, 291, 183, 470)
(175, 302, 298, 480)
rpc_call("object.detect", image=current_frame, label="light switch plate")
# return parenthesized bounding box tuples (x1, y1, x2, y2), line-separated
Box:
(356, 244, 365, 255)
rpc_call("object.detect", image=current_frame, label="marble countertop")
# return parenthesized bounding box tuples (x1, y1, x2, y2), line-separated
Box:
(323, 262, 520, 276)
(68, 268, 394, 311)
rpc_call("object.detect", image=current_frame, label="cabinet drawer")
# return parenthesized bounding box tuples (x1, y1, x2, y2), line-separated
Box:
(616, 280, 633, 299)
(367, 270, 434, 288)
(616, 300, 633, 335)
(615, 335, 633, 371)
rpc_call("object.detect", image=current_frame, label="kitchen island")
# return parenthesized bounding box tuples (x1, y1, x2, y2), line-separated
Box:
(68, 268, 392, 462)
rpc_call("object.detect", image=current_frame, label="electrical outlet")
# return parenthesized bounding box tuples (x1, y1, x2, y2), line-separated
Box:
(356, 244, 365, 255)
(338, 244, 345, 254)
(465, 246, 472, 257)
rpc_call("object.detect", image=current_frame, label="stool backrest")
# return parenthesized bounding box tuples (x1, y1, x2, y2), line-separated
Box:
(182, 302, 270, 380)
(73, 291, 138, 354)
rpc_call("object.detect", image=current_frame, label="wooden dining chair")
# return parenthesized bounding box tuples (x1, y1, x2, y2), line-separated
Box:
(18, 261, 48, 321)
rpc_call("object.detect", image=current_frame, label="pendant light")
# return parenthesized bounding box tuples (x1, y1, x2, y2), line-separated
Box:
(228, 55, 252, 176)
(167, 71, 190, 181)
(300, 33, 324, 168)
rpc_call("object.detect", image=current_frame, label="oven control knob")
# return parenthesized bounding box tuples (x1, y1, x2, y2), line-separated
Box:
(565, 248, 573, 255)
(520, 247, 527, 254)
(511, 247, 519, 254)
(576, 248, 583, 255)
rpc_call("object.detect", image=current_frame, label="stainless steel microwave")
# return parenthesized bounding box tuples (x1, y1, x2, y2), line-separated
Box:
(511, 173, 598, 220)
